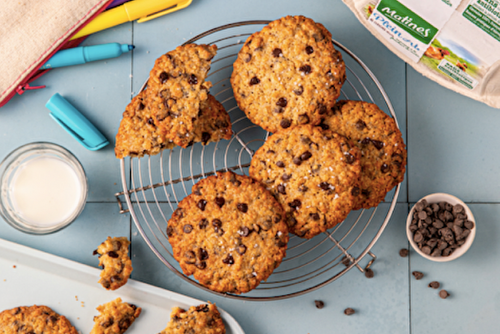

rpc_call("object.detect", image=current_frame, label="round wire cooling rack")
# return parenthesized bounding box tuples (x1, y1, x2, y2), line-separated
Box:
(115, 21, 402, 301)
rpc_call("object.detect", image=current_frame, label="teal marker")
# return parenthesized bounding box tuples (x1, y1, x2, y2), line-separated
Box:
(40, 43, 134, 70)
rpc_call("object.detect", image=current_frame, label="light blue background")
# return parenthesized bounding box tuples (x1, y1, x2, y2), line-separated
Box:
(1, 0, 499, 333)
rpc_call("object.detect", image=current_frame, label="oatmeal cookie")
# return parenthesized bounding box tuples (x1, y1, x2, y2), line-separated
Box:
(146, 44, 217, 148)
(90, 298, 141, 334)
(231, 15, 345, 133)
(249, 125, 361, 239)
(115, 91, 232, 159)
(318, 100, 406, 209)
(160, 303, 225, 334)
(0, 305, 78, 334)
(94, 236, 133, 290)
(167, 171, 288, 294)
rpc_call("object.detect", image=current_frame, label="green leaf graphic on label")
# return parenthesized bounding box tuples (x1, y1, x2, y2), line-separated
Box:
(376, 0, 439, 44)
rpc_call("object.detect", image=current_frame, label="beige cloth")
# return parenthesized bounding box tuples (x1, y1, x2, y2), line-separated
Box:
(0, 0, 108, 102)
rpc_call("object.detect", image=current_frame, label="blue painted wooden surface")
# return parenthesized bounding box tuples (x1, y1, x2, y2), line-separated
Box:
(1, 0, 499, 333)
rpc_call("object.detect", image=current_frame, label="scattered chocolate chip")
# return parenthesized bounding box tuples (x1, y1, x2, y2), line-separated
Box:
(439, 289, 450, 299)
(108, 251, 118, 258)
(272, 48, 283, 57)
(238, 226, 250, 237)
(276, 97, 287, 107)
(300, 151, 312, 161)
(183, 224, 193, 234)
(299, 64, 312, 74)
(341, 256, 351, 267)
(412, 271, 424, 280)
(399, 248, 408, 257)
(428, 281, 440, 289)
(344, 153, 355, 164)
(276, 161, 285, 168)
(364, 268, 374, 278)
(198, 248, 209, 260)
(188, 74, 198, 85)
(344, 308, 355, 316)
(464, 220, 474, 229)
(159, 71, 168, 83)
(314, 300, 324, 309)
(421, 245, 431, 255)
(293, 86, 304, 95)
(298, 114, 310, 124)
(310, 213, 320, 221)
(280, 119, 291, 129)
(222, 254, 234, 265)
(277, 184, 286, 195)
(198, 218, 208, 229)
(288, 199, 301, 209)
(305, 46, 314, 54)
(299, 185, 308, 192)
(237, 203, 248, 213)
(236, 244, 247, 255)
(281, 173, 292, 181)
(215, 197, 225, 208)
(351, 187, 360, 196)
(355, 120, 366, 130)
(371, 139, 384, 150)
(185, 251, 196, 264)
(201, 132, 210, 144)
(381, 163, 390, 173)
(249, 77, 260, 85)
(93, 249, 99, 256)
(318, 182, 332, 191)
(197, 199, 207, 211)
(292, 157, 302, 165)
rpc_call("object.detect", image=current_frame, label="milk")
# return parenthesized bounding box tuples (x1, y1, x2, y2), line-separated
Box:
(9, 156, 82, 226)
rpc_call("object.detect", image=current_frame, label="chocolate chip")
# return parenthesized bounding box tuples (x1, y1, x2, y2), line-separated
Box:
(364, 268, 374, 278)
(453, 204, 464, 214)
(293, 157, 302, 165)
(159, 71, 168, 83)
(341, 256, 351, 267)
(381, 163, 390, 173)
(344, 308, 355, 316)
(229, 173, 241, 186)
(351, 187, 360, 196)
(412, 271, 424, 280)
(314, 300, 324, 309)
(464, 220, 474, 229)
(399, 248, 408, 257)
(185, 251, 196, 264)
(360, 137, 371, 145)
(236, 244, 247, 255)
(305, 46, 314, 54)
(276, 97, 287, 107)
(93, 249, 99, 256)
(431, 248, 442, 257)
(318, 182, 332, 191)
(280, 119, 291, 128)
(355, 120, 366, 130)
(238, 226, 250, 237)
(294, 86, 304, 95)
(198, 248, 209, 260)
(237, 203, 248, 213)
(371, 139, 384, 150)
(197, 199, 207, 211)
(310, 213, 320, 221)
(428, 281, 440, 289)
(182, 224, 192, 234)
(299, 185, 308, 192)
(300, 151, 312, 161)
(288, 199, 301, 209)
(249, 77, 260, 85)
(281, 173, 292, 181)
(110, 275, 121, 283)
(222, 254, 234, 265)
(442, 247, 453, 256)
(299, 64, 312, 74)
(108, 251, 118, 258)
(201, 132, 210, 144)
(345, 153, 355, 164)
(298, 114, 310, 124)
(196, 304, 210, 312)
(421, 245, 431, 255)
(439, 290, 450, 299)
(215, 197, 225, 208)
(244, 54, 252, 62)
(272, 48, 283, 57)
(188, 74, 198, 85)
(277, 184, 286, 194)
(276, 161, 285, 168)
(198, 218, 208, 229)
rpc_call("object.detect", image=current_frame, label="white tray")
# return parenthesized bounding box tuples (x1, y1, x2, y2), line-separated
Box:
(0, 238, 244, 333)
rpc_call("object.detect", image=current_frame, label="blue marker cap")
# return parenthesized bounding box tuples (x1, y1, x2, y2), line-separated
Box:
(46, 93, 109, 151)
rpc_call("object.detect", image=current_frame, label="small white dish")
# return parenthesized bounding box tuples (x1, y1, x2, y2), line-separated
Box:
(406, 193, 476, 262)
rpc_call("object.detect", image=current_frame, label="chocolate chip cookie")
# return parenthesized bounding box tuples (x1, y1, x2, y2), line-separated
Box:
(0, 305, 78, 334)
(115, 91, 232, 159)
(90, 298, 141, 334)
(146, 44, 217, 148)
(94, 236, 133, 290)
(160, 303, 225, 334)
(318, 100, 406, 209)
(167, 171, 288, 294)
(249, 125, 361, 239)
(231, 15, 345, 133)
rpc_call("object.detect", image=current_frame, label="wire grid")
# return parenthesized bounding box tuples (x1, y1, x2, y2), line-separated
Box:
(116, 21, 401, 301)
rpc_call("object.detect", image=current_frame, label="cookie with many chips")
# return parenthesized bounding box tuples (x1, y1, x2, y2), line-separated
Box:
(146, 44, 217, 148)
(249, 125, 361, 239)
(318, 100, 406, 209)
(0, 305, 78, 334)
(160, 303, 225, 334)
(231, 15, 345, 133)
(167, 171, 288, 294)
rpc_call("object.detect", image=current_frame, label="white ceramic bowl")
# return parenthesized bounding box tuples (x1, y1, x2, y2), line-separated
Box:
(406, 193, 476, 262)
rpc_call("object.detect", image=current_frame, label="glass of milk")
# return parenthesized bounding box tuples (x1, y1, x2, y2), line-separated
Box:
(0, 142, 87, 234)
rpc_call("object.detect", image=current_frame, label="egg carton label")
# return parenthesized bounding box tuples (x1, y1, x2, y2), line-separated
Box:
(437, 59, 479, 89)
(463, 0, 500, 42)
